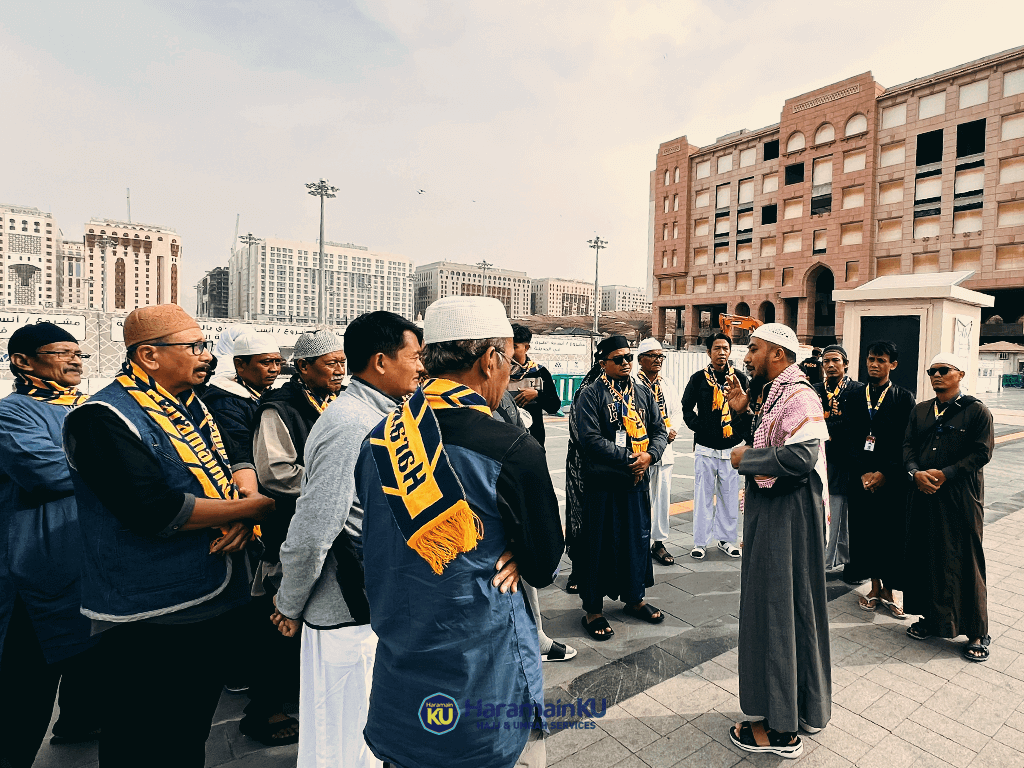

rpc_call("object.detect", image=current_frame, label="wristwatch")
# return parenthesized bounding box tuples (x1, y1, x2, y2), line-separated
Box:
(908, 470, 917, 482)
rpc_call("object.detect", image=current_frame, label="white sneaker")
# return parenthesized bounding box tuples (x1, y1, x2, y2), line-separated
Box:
(718, 541, 741, 558)
(690, 546, 706, 560)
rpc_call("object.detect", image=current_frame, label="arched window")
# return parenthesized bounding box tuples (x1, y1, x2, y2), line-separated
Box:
(674, 167, 680, 183)
(114, 257, 126, 309)
(845, 113, 867, 136)
(157, 237, 163, 241)
(814, 123, 835, 144)
(786, 131, 805, 152)
(664, 170, 670, 185)
(88, 229, 94, 234)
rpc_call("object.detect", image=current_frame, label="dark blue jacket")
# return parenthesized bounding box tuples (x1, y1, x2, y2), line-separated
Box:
(202, 376, 260, 468)
(0, 395, 96, 664)
(357, 406, 563, 768)
(64, 382, 248, 622)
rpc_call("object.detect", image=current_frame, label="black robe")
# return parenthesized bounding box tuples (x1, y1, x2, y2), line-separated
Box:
(846, 382, 916, 586)
(573, 378, 667, 611)
(903, 395, 994, 638)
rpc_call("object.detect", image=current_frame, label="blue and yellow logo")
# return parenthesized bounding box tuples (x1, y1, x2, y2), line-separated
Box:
(419, 692, 460, 735)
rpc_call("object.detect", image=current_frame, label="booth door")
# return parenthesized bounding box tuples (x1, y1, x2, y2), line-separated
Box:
(858, 315, 921, 396)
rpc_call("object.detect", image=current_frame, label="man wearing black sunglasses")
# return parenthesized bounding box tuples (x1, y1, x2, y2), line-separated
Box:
(903, 353, 994, 663)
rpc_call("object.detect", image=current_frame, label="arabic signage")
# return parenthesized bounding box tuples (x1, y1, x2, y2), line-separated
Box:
(109, 318, 331, 347)
(528, 336, 592, 375)
(0, 312, 88, 340)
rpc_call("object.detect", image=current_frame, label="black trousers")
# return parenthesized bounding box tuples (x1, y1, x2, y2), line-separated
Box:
(97, 610, 234, 768)
(0, 597, 101, 768)
(242, 593, 300, 720)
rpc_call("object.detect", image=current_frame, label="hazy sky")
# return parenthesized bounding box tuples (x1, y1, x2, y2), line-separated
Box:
(3, 1, 1022, 295)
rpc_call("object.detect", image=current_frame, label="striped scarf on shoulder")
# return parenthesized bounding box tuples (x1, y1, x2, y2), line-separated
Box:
(14, 372, 88, 407)
(704, 364, 733, 438)
(601, 373, 649, 453)
(823, 376, 847, 418)
(116, 360, 239, 500)
(368, 378, 487, 575)
(637, 370, 671, 429)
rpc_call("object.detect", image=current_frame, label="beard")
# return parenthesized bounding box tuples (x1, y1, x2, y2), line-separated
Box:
(747, 374, 768, 405)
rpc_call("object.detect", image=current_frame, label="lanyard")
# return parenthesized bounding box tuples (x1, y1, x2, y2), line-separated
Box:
(933, 395, 960, 421)
(865, 382, 891, 424)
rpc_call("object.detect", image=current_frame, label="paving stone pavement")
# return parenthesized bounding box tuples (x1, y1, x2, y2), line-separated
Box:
(31, 392, 1024, 767)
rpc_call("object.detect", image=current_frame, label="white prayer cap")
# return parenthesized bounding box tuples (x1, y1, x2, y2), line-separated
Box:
(929, 351, 968, 372)
(423, 296, 514, 344)
(214, 325, 252, 358)
(750, 323, 801, 356)
(637, 338, 664, 355)
(232, 332, 281, 357)
(293, 330, 344, 360)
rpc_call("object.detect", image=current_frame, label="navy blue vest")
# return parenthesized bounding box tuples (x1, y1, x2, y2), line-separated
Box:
(66, 381, 239, 622)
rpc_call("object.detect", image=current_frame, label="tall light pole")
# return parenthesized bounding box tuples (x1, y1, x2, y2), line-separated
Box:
(588, 236, 607, 335)
(476, 260, 493, 300)
(306, 178, 339, 326)
(239, 233, 259, 321)
(94, 235, 113, 313)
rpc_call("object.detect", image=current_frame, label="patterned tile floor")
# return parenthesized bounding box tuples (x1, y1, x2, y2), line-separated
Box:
(34, 391, 1024, 767)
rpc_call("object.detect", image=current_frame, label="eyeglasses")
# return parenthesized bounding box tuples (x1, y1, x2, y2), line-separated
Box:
(141, 340, 212, 356)
(33, 351, 92, 361)
(639, 353, 665, 361)
(606, 354, 634, 365)
(927, 366, 956, 377)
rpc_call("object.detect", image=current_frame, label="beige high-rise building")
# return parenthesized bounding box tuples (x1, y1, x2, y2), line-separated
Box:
(530, 277, 594, 316)
(601, 284, 652, 313)
(414, 261, 531, 318)
(0, 204, 61, 308)
(82, 218, 182, 311)
(60, 237, 87, 308)
(228, 237, 414, 323)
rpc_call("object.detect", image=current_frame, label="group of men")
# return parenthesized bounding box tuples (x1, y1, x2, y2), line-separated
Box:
(0, 301, 997, 767)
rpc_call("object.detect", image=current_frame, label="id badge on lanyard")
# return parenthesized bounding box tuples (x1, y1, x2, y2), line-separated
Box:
(864, 435, 876, 452)
(615, 429, 628, 449)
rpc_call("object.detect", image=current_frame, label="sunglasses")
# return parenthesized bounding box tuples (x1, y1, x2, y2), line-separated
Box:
(927, 367, 956, 377)
(606, 354, 634, 365)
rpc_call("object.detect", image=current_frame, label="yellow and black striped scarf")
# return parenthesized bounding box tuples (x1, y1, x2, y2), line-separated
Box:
(823, 376, 847, 419)
(704, 364, 733, 438)
(601, 373, 649, 453)
(509, 356, 542, 383)
(637, 370, 671, 430)
(299, 377, 337, 415)
(14, 372, 88, 407)
(236, 376, 264, 401)
(368, 378, 486, 575)
(116, 360, 239, 500)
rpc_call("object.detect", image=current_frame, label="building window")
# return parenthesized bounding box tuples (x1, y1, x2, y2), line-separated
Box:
(915, 176, 942, 203)
(842, 186, 865, 209)
(840, 222, 863, 245)
(846, 261, 859, 282)
(714, 215, 730, 236)
(673, 222, 679, 239)
(786, 132, 805, 152)
(814, 123, 835, 145)
(879, 141, 906, 167)
(694, 219, 710, 237)
(664, 197, 670, 213)
(695, 190, 710, 208)
(881, 103, 907, 129)
(877, 256, 902, 276)
(959, 80, 989, 109)
(957, 119, 986, 157)
(762, 204, 777, 225)
(813, 229, 827, 254)
(674, 167, 680, 183)
(877, 218, 902, 242)
(718, 154, 733, 174)
(999, 156, 1024, 185)
(663, 224, 669, 240)
(696, 160, 711, 179)
(716, 184, 731, 208)
(673, 194, 679, 211)
(693, 247, 708, 265)
(919, 92, 946, 120)
(844, 149, 866, 173)
(737, 243, 752, 262)
(783, 198, 803, 219)
(737, 211, 753, 233)
(913, 215, 940, 238)
(784, 162, 804, 185)
(953, 208, 983, 235)
(878, 179, 904, 204)
(761, 237, 776, 258)
(714, 245, 730, 264)
(782, 267, 794, 286)
(996, 245, 1024, 270)
(693, 276, 708, 293)
(1006, 69, 1024, 98)
(955, 166, 985, 197)
(916, 129, 943, 165)
(763, 140, 780, 161)
(762, 173, 779, 193)
(737, 177, 754, 205)
(998, 201, 1024, 228)
(664, 170, 670, 185)
(782, 232, 801, 253)
(740, 147, 756, 167)
(845, 113, 867, 136)
(760, 268, 775, 286)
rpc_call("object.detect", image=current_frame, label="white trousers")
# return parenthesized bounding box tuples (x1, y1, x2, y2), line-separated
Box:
(693, 447, 740, 547)
(522, 581, 553, 653)
(298, 623, 381, 768)
(649, 460, 673, 543)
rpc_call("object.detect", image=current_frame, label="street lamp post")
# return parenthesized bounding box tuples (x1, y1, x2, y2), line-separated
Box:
(305, 178, 339, 327)
(476, 260, 493, 300)
(239, 233, 259, 321)
(588, 236, 607, 335)
(94, 236, 113, 313)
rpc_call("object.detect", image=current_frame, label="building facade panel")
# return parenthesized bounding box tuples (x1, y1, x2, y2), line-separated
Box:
(414, 261, 530, 319)
(530, 277, 594, 316)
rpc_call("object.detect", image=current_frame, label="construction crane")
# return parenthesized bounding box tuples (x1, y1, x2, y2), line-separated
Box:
(717, 313, 762, 341)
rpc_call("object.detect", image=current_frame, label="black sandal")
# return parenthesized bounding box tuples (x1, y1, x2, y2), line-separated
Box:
(239, 715, 300, 747)
(729, 721, 803, 758)
(565, 573, 579, 594)
(623, 602, 665, 624)
(651, 543, 675, 565)
(963, 635, 991, 663)
(907, 621, 932, 641)
(581, 615, 614, 641)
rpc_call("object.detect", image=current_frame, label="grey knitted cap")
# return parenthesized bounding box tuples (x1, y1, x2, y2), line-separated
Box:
(292, 330, 344, 360)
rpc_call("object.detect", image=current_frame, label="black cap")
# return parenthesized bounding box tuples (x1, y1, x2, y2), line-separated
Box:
(821, 344, 848, 361)
(596, 335, 630, 359)
(8, 322, 78, 356)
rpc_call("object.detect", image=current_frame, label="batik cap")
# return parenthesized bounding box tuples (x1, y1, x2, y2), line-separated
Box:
(232, 333, 282, 357)
(637, 338, 664, 355)
(123, 304, 200, 347)
(750, 323, 801, 356)
(423, 296, 514, 344)
(929, 351, 968, 372)
(292, 330, 344, 360)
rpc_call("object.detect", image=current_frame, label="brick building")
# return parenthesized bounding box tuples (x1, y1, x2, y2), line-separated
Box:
(650, 46, 1024, 347)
